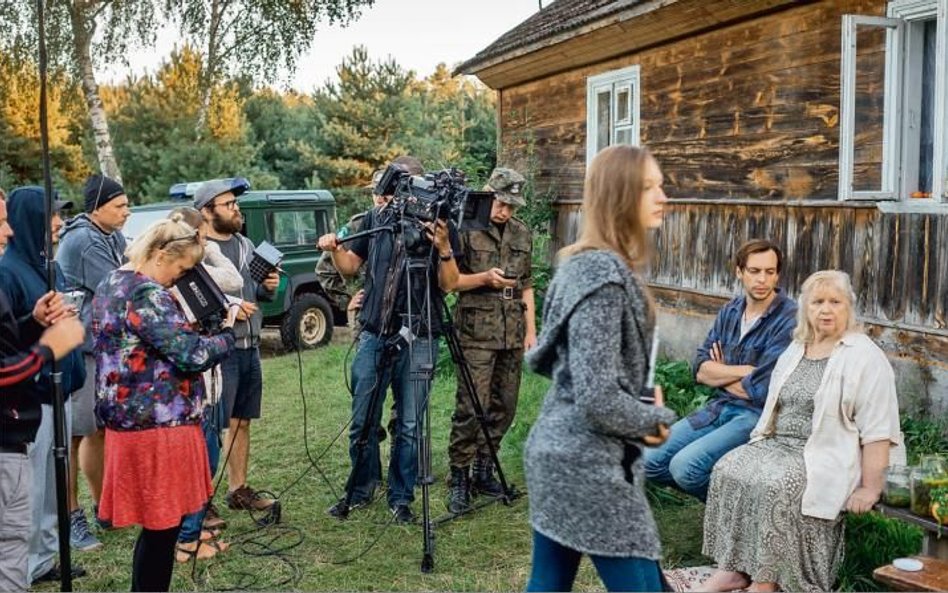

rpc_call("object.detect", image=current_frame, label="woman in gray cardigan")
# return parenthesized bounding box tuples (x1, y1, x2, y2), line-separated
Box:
(524, 145, 677, 592)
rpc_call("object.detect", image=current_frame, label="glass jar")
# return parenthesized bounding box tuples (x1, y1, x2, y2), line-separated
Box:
(910, 454, 948, 516)
(883, 465, 912, 507)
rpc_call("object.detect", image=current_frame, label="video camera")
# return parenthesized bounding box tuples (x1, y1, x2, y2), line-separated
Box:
(374, 164, 493, 239)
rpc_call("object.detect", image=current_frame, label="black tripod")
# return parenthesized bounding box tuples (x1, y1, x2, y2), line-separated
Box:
(333, 218, 519, 573)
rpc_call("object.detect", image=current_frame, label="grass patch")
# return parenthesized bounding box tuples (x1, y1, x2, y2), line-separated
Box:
(52, 352, 934, 591)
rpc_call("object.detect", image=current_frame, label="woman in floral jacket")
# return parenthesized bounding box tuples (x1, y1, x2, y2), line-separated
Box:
(92, 214, 237, 592)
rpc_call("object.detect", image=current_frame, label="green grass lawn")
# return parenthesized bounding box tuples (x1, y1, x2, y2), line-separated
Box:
(53, 346, 929, 591)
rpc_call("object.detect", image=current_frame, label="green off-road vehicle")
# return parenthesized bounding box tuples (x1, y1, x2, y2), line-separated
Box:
(124, 183, 345, 350)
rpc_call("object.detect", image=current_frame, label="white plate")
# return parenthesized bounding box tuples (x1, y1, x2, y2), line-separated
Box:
(893, 558, 923, 572)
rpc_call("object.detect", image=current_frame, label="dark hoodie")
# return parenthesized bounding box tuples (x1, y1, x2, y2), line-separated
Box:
(0, 187, 85, 403)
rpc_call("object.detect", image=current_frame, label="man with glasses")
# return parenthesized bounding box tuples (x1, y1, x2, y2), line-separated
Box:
(194, 179, 280, 516)
(57, 173, 130, 552)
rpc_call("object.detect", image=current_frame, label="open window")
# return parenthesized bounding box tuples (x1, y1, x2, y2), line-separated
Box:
(839, 0, 948, 203)
(586, 65, 640, 167)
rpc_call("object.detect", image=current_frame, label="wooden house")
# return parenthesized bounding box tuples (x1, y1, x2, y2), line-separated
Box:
(458, 0, 948, 409)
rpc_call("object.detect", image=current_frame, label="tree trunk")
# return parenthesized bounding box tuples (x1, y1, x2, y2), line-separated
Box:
(196, 0, 223, 132)
(69, 2, 122, 182)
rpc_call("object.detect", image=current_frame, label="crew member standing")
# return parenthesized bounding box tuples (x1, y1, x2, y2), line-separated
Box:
(446, 167, 537, 514)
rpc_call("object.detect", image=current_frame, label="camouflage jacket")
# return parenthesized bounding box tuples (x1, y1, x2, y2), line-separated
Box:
(455, 217, 532, 350)
(315, 212, 366, 312)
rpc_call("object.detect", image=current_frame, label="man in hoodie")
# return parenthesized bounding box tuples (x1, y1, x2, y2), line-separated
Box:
(194, 178, 279, 513)
(0, 187, 88, 584)
(0, 191, 86, 592)
(56, 173, 129, 552)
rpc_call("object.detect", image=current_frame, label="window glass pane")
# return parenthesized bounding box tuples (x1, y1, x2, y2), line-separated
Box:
(298, 211, 319, 244)
(269, 212, 295, 245)
(615, 127, 633, 145)
(597, 90, 611, 152)
(615, 86, 630, 123)
(917, 18, 936, 197)
(852, 25, 887, 192)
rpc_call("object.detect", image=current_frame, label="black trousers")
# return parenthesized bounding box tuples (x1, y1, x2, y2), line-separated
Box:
(131, 524, 181, 592)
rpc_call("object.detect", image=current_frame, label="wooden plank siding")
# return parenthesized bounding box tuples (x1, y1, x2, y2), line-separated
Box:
(495, 0, 947, 340)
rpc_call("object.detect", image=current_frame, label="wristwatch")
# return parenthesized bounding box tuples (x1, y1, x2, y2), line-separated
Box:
(439, 250, 454, 261)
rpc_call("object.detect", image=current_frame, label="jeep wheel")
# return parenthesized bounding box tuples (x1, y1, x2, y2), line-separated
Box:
(281, 294, 334, 350)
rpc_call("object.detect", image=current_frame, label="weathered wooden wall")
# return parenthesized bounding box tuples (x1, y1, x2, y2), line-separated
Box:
(498, 0, 887, 201)
(496, 0, 947, 379)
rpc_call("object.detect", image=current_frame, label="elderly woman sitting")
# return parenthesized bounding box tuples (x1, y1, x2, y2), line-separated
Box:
(701, 270, 901, 593)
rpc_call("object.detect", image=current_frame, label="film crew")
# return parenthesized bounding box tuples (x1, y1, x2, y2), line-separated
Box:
(317, 156, 462, 524)
(167, 207, 241, 562)
(643, 239, 797, 500)
(701, 271, 900, 592)
(194, 179, 279, 515)
(523, 146, 677, 592)
(317, 171, 398, 464)
(0, 187, 89, 585)
(0, 192, 85, 593)
(446, 167, 537, 514)
(91, 215, 237, 592)
(56, 173, 130, 551)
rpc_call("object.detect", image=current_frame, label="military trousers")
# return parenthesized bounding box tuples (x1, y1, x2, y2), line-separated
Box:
(448, 346, 523, 468)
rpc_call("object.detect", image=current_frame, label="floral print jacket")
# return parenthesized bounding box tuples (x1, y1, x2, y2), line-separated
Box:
(92, 269, 235, 431)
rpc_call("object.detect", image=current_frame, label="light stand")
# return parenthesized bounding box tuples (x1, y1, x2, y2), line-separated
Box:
(36, 0, 73, 589)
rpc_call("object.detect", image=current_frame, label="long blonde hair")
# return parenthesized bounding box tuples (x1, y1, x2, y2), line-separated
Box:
(125, 213, 203, 268)
(559, 145, 654, 268)
(793, 270, 863, 343)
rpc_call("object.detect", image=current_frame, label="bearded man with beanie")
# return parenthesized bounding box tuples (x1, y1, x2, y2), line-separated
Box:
(55, 173, 130, 552)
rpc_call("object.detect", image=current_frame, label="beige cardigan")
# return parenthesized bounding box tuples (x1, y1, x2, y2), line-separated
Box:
(749, 332, 901, 520)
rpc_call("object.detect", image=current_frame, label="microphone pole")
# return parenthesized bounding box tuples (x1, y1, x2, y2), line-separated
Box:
(37, 0, 74, 589)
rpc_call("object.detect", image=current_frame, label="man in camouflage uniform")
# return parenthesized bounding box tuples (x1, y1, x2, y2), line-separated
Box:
(447, 167, 537, 514)
(315, 212, 367, 315)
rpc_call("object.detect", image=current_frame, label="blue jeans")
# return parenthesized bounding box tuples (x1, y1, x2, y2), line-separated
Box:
(178, 401, 224, 543)
(525, 529, 665, 592)
(348, 332, 439, 508)
(643, 402, 760, 500)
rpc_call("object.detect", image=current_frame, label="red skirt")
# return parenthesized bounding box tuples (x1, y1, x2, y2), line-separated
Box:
(99, 424, 213, 530)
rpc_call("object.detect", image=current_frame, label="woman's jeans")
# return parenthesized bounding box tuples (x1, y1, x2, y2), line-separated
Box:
(178, 401, 224, 543)
(525, 529, 665, 592)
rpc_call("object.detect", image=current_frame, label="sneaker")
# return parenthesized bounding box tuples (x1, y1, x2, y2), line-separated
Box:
(32, 563, 87, 584)
(390, 504, 415, 525)
(69, 508, 103, 551)
(92, 504, 112, 530)
(226, 485, 276, 511)
(326, 497, 370, 519)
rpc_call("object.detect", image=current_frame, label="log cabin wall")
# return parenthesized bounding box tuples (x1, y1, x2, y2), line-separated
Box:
(495, 0, 948, 403)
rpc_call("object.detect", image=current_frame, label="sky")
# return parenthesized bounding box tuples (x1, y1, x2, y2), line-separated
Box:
(99, 0, 542, 91)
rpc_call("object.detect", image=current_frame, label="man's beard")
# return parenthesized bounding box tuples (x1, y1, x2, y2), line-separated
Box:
(211, 211, 242, 234)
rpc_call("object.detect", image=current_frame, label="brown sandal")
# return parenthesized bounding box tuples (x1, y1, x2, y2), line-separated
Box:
(175, 538, 230, 563)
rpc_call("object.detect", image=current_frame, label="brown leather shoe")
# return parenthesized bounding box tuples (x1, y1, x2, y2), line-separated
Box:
(226, 485, 275, 511)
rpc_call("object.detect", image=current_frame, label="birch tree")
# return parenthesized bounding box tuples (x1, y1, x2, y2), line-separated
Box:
(0, 0, 160, 182)
(164, 0, 375, 129)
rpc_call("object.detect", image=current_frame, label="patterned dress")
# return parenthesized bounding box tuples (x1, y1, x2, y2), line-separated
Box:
(703, 357, 843, 592)
(93, 269, 235, 529)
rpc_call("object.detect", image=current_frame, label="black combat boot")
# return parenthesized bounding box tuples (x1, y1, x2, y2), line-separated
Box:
(471, 452, 504, 497)
(447, 466, 471, 515)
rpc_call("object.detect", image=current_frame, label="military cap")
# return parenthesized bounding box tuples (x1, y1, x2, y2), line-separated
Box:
(484, 167, 526, 207)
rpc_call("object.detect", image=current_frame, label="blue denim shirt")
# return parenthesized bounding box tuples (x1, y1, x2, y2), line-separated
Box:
(688, 288, 797, 429)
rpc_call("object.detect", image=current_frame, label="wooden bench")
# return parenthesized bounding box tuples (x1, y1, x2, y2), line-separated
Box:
(873, 555, 948, 592)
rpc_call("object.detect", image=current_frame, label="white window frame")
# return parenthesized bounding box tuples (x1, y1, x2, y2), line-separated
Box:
(839, 0, 948, 203)
(586, 65, 640, 167)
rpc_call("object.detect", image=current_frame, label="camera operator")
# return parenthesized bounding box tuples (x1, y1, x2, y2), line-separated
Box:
(317, 156, 461, 524)
(0, 192, 85, 592)
(446, 167, 537, 514)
